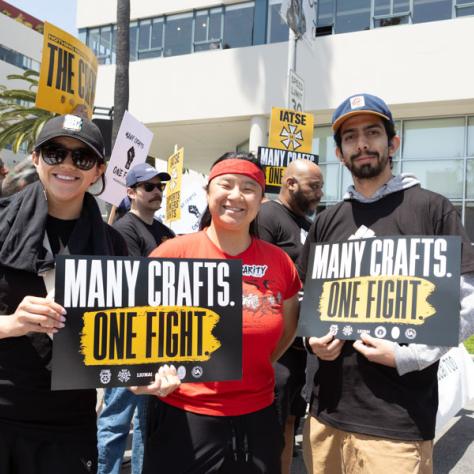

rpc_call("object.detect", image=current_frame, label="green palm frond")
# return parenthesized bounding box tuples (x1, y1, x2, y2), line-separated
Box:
(0, 69, 55, 153)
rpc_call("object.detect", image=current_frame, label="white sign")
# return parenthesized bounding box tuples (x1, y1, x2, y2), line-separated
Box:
(288, 69, 304, 112)
(100, 111, 153, 207)
(280, 0, 317, 42)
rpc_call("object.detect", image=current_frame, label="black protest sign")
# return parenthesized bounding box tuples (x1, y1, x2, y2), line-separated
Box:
(257, 146, 318, 193)
(52, 256, 242, 390)
(298, 236, 461, 346)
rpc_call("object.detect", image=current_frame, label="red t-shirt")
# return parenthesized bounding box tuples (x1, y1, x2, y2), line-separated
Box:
(149, 230, 301, 416)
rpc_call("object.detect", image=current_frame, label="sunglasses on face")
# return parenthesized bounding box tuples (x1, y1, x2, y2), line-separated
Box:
(137, 182, 166, 192)
(40, 143, 99, 171)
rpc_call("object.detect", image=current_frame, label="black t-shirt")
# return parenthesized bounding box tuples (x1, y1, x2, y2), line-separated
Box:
(298, 185, 474, 441)
(0, 217, 127, 431)
(113, 212, 175, 257)
(256, 200, 312, 263)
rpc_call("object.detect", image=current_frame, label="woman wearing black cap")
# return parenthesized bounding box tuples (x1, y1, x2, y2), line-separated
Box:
(0, 114, 179, 473)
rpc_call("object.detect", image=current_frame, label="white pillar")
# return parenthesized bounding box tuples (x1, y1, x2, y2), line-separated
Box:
(248, 115, 268, 156)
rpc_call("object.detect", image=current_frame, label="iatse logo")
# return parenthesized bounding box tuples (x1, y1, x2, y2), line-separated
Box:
(192, 366, 203, 378)
(99, 369, 111, 384)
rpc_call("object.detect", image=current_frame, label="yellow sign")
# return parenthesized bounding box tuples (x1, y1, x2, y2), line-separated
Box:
(80, 305, 221, 365)
(268, 107, 314, 153)
(36, 22, 98, 118)
(166, 148, 184, 222)
(319, 275, 435, 325)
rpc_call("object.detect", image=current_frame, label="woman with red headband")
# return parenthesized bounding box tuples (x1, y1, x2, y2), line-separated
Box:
(144, 152, 300, 473)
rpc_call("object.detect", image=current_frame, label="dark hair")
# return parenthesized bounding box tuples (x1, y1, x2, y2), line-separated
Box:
(199, 152, 263, 236)
(334, 117, 397, 151)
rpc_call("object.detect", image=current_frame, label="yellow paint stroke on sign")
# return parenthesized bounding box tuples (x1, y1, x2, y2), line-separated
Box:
(319, 276, 435, 325)
(36, 22, 98, 118)
(265, 166, 285, 186)
(80, 305, 221, 365)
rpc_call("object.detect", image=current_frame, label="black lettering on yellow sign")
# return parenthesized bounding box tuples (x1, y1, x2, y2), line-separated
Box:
(319, 276, 435, 324)
(279, 110, 307, 125)
(265, 166, 285, 186)
(81, 306, 221, 365)
(46, 43, 75, 94)
(78, 59, 96, 108)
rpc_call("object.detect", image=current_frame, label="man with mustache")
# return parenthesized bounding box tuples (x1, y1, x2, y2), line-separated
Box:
(97, 161, 174, 474)
(298, 93, 474, 473)
(256, 159, 323, 474)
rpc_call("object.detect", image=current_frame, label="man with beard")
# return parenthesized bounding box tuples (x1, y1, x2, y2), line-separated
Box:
(97, 162, 175, 474)
(299, 93, 474, 473)
(256, 159, 323, 474)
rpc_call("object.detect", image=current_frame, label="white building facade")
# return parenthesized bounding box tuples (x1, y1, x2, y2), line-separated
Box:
(0, 1, 43, 165)
(77, 0, 474, 241)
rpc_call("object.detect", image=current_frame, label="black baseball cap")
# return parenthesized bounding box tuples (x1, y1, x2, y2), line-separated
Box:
(126, 162, 171, 187)
(35, 115, 105, 160)
(332, 93, 394, 134)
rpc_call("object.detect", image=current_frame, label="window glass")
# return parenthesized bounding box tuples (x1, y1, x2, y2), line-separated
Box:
(100, 27, 112, 64)
(403, 118, 465, 159)
(456, 5, 474, 16)
(401, 159, 464, 199)
(164, 13, 193, 57)
(468, 117, 474, 156)
(151, 20, 163, 49)
(335, 0, 371, 34)
(374, 0, 391, 15)
(79, 29, 87, 44)
(317, 0, 335, 28)
(413, 0, 452, 23)
(129, 22, 138, 60)
(88, 28, 100, 55)
(195, 11, 208, 43)
(209, 8, 223, 39)
(139, 21, 151, 50)
(224, 3, 254, 48)
(464, 203, 474, 242)
(467, 160, 474, 198)
(394, 0, 410, 13)
(313, 126, 337, 162)
(268, 0, 288, 43)
(319, 163, 340, 201)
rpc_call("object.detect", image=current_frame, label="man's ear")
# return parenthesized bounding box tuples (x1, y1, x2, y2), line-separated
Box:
(127, 187, 136, 200)
(335, 146, 344, 164)
(388, 135, 401, 156)
(31, 150, 40, 168)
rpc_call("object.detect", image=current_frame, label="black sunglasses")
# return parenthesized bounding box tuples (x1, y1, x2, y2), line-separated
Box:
(137, 182, 166, 192)
(40, 143, 99, 171)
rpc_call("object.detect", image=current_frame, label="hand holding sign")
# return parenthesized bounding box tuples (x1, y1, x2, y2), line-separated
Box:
(129, 364, 181, 397)
(353, 333, 397, 368)
(1, 296, 66, 338)
(307, 333, 344, 361)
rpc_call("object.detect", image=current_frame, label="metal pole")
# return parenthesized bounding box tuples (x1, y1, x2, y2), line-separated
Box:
(286, 28, 297, 108)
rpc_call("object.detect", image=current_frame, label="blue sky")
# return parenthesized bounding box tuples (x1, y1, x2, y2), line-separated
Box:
(7, 0, 78, 36)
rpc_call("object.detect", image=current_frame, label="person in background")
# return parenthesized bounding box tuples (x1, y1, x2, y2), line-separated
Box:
(97, 162, 174, 474)
(256, 159, 323, 473)
(143, 152, 301, 473)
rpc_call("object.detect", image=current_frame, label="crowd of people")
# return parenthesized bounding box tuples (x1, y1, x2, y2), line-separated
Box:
(0, 92, 473, 474)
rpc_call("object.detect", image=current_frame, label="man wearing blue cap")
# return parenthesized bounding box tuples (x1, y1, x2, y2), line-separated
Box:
(298, 93, 474, 473)
(97, 162, 174, 474)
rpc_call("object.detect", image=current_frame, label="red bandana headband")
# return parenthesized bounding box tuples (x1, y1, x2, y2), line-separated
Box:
(208, 159, 266, 191)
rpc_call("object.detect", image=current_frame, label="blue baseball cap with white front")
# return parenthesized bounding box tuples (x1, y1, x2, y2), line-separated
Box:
(126, 162, 171, 187)
(332, 93, 394, 134)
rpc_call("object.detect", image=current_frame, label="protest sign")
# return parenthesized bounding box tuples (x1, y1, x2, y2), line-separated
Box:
(166, 148, 184, 222)
(36, 22, 97, 118)
(298, 236, 461, 346)
(257, 146, 318, 193)
(100, 111, 153, 207)
(52, 256, 243, 390)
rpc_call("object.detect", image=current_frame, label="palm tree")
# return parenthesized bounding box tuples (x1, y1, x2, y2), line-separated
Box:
(0, 69, 54, 153)
(112, 0, 130, 146)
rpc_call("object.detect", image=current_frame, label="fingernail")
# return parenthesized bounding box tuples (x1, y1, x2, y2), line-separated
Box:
(59, 323, 65, 328)
(60, 316, 66, 322)
(61, 308, 67, 315)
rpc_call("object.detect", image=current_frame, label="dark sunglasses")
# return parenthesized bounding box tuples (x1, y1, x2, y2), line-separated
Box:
(40, 144, 99, 171)
(137, 182, 166, 192)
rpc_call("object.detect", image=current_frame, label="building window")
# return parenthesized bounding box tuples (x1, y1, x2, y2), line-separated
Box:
(194, 8, 223, 52)
(85, 25, 115, 64)
(223, 2, 255, 48)
(164, 12, 193, 57)
(373, 0, 411, 27)
(0, 43, 40, 71)
(268, 0, 288, 43)
(456, 0, 474, 16)
(137, 18, 164, 59)
(412, 0, 452, 23)
(335, 0, 371, 34)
